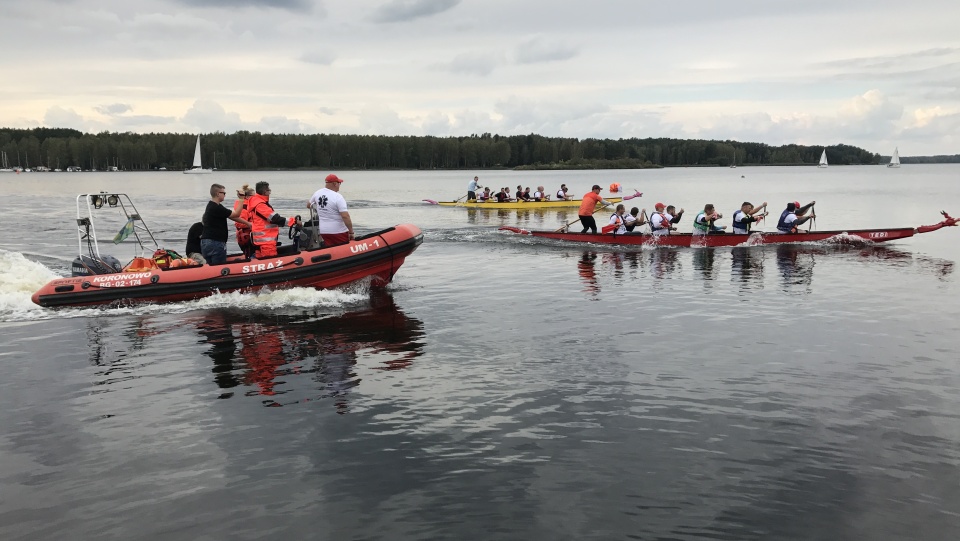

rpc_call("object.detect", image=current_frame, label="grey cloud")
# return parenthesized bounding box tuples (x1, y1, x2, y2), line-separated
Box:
(260, 116, 314, 134)
(301, 50, 336, 66)
(182, 99, 246, 133)
(370, 0, 460, 23)
(169, 0, 316, 12)
(95, 103, 133, 116)
(818, 48, 960, 70)
(317, 107, 338, 115)
(113, 115, 177, 127)
(513, 36, 578, 65)
(433, 51, 502, 76)
(44, 107, 87, 131)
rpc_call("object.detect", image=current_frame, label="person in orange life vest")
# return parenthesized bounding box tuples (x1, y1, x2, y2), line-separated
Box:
(578, 185, 612, 233)
(233, 184, 256, 257)
(247, 181, 298, 259)
(603, 204, 627, 234)
(308, 174, 354, 247)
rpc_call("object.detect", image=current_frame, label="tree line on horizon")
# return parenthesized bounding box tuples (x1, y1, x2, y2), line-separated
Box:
(1, 127, 956, 171)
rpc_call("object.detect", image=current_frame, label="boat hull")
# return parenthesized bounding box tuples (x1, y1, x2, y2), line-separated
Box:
(437, 197, 623, 209)
(500, 227, 918, 247)
(32, 224, 423, 308)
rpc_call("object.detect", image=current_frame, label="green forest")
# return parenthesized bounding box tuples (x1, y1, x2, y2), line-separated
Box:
(1, 127, 956, 171)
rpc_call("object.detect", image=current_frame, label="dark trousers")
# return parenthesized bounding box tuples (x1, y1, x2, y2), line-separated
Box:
(580, 215, 597, 234)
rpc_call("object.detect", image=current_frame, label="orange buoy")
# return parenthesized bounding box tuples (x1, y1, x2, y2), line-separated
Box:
(609, 183, 621, 193)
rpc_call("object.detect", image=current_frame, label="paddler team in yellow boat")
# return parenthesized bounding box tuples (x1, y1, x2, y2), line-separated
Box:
(432, 176, 635, 209)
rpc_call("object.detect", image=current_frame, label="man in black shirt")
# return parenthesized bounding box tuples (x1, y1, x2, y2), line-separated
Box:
(201, 183, 249, 265)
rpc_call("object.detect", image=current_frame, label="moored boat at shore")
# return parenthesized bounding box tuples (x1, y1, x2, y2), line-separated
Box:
(499, 212, 958, 248)
(32, 193, 423, 308)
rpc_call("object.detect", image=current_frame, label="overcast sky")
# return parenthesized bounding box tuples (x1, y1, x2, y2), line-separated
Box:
(1, 0, 958, 155)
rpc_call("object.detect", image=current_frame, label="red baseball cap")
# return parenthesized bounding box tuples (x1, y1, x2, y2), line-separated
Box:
(325, 174, 344, 183)
(655, 202, 665, 210)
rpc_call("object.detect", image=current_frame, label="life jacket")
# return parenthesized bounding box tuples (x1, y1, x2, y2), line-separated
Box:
(601, 213, 625, 234)
(732, 210, 751, 234)
(248, 195, 280, 247)
(693, 212, 711, 232)
(650, 212, 670, 232)
(556, 189, 565, 199)
(777, 209, 797, 233)
(235, 199, 252, 246)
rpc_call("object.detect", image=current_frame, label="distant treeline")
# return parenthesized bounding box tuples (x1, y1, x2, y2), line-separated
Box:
(0, 127, 956, 171)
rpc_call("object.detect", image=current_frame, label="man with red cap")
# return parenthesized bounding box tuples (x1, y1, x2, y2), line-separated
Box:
(650, 202, 675, 236)
(308, 174, 355, 247)
(777, 200, 816, 233)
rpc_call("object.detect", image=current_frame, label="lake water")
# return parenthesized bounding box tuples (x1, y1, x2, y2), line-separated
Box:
(1, 166, 959, 540)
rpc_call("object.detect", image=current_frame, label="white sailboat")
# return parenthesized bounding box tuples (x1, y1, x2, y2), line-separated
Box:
(818, 149, 828, 168)
(887, 147, 901, 168)
(184, 135, 213, 175)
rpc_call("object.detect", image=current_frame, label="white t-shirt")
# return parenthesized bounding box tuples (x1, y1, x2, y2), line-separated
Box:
(309, 188, 349, 234)
(651, 213, 670, 235)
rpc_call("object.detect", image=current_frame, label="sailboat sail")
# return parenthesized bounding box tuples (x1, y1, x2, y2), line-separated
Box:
(184, 135, 213, 174)
(193, 136, 202, 168)
(887, 147, 901, 168)
(818, 149, 828, 168)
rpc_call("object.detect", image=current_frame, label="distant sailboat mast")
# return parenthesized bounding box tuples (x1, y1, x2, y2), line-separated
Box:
(818, 149, 828, 168)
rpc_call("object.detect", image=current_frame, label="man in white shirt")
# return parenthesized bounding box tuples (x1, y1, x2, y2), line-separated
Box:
(308, 174, 354, 247)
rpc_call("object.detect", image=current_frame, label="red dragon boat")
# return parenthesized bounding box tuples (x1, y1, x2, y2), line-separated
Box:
(32, 193, 423, 308)
(499, 211, 958, 248)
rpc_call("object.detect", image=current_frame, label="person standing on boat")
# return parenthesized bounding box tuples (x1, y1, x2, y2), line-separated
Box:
(650, 203, 674, 236)
(556, 184, 571, 200)
(693, 204, 726, 235)
(777, 201, 816, 233)
(201, 183, 250, 265)
(248, 181, 299, 259)
(234, 184, 256, 257)
(308, 174, 355, 247)
(467, 176, 481, 201)
(732, 201, 767, 234)
(578, 185, 612, 234)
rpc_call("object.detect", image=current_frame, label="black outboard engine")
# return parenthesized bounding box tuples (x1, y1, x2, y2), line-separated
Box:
(72, 254, 122, 276)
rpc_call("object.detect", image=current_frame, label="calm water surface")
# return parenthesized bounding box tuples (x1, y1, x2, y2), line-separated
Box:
(1, 166, 959, 540)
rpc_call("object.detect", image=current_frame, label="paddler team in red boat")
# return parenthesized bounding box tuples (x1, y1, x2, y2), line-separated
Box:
(187, 174, 355, 265)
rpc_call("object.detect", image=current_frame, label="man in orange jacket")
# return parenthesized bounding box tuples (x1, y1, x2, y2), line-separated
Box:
(247, 181, 298, 259)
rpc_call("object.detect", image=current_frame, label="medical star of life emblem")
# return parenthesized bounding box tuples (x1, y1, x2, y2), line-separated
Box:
(317, 195, 328, 208)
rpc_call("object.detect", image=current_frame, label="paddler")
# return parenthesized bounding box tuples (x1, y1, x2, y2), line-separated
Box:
(777, 200, 816, 233)
(649, 203, 674, 236)
(731, 201, 767, 234)
(578, 185, 612, 234)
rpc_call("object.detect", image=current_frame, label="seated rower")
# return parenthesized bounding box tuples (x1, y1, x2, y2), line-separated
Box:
(477, 187, 492, 201)
(650, 203, 674, 236)
(624, 207, 646, 232)
(732, 201, 767, 234)
(693, 204, 726, 235)
(556, 184, 571, 201)
(777, 200, 816, 233)
(603, 204, 627, 234)
(533, 185, 550, 201)
(495, 188, 511, 202)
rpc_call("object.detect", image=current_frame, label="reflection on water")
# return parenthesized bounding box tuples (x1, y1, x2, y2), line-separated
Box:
(86, 291, 425, 411)
(572, 244, 955, 296)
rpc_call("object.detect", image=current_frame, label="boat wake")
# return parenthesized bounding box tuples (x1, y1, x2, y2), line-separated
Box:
(0, 249, 372, 322)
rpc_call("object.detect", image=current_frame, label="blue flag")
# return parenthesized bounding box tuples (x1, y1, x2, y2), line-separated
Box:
(113, 218, 135, 244)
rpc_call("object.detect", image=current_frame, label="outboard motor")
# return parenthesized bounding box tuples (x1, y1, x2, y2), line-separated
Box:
(72, 254, 122, 276)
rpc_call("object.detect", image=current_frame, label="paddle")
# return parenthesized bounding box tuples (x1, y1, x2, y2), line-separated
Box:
(422, 193, 470, 205)
(554, 191, 642, 233)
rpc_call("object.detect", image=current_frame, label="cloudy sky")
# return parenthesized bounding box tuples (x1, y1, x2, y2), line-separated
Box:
(2, 0, 958, 155)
